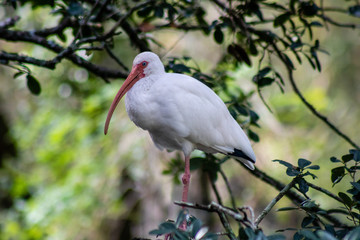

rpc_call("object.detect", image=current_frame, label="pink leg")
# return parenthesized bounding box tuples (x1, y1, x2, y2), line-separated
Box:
(179, 155, 191, 231)
(181, 155, 191, 203)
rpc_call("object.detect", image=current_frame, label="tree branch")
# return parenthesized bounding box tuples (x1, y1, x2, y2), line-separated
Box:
(240, 164, 349, 227)
(0, 51, 56, 69)
(307, 182, 343, 203)
(255, 176, 298, 227)
(0, 27, 127, 80)
(83, 0, 151, 52)
(269, 42, 360, 150)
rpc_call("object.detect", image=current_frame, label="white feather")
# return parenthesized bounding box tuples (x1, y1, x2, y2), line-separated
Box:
(124, 52, 256, 169)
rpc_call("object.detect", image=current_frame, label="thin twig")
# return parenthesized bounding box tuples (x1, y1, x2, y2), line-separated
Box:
(208, 176, 238, 239)
(174, 201, 243, 221)
(0, 51, 56, 69)
(219, 168, 237, 210)
(208, 173, 223, 205)
(317, 15, 360, 29)
(270, 42, 360, 150)
(240, 163, 349, 227)
(104, 44, 129, 71)
(255, 177, 298, 227)
(307, 182, 343, 203)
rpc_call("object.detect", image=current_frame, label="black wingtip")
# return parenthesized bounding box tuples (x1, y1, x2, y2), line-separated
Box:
(228, 148, 255, 163)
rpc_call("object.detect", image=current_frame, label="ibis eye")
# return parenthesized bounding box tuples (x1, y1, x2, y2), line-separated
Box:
(142, 61, 147, 67)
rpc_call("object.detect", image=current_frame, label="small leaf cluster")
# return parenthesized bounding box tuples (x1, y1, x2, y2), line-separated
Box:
(274, 151, 360, 239)
(330, 149, 360, 224)
(273, 158, 319, 194)
(149, 210, 218, 240)
(162, 153, 185, 185)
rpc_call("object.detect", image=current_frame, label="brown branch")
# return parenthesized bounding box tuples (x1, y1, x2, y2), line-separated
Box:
(219, 168, 237, 210)
(317, 15, 360, 29)
(240, 164, 349, 228)
(255, 176, 299, 227)
(0, 28, 127, 80)
(83, 0, 151, 52)
(33, 17, 73, 37)
(174, 201, 253, 232)
(307, 182, 343, 203)
(0, 51, 56, 69)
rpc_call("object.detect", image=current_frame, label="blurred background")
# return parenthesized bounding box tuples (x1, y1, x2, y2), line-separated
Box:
(0, 0, 359, 239)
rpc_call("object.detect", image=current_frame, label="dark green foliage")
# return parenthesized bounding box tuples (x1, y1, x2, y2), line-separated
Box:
(67, 1, 85, 16)
(214, 26, 224, 44)
(149, 210, 218, 240)
(26, 74, 41, 95)
(349, 5, 360, 17)
(0, 0, 359, 239)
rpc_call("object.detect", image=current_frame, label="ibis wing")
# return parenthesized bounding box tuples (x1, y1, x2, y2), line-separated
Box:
(153, 73, 256, 167)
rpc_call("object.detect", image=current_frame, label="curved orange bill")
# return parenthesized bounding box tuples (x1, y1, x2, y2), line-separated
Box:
(104, 65, 141, 135)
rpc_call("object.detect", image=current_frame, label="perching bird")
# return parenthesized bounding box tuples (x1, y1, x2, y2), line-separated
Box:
(104, 52, 256, 203)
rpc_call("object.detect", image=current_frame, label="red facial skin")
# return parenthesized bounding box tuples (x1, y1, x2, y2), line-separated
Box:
(104, 61, 148, 135)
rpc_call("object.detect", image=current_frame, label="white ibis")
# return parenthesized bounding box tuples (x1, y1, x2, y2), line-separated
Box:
(104, 52, 256, 204)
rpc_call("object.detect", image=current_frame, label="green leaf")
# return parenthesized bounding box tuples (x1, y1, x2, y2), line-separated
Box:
(149, 222, 176, 235)
(275, 71, 285, 85)
(331, 167, 345, 185)
(228, 44, 251, 66)
(344, 227, 360, 240)
(290, 42, 303, 50)
(234, 105, 249, 116)
(299, 2, 319, 17)
(283, 53, 295, 70)
(171, 64, 191, 73)
(349, 5, 360, 18)
(247, 129, 259, 142)
(316, 231, 337, 240)
(301, 200, 317, 210)
(301, 216, 314, 228)
(307, 165, 320, 170)
(175, 209, 188, 228)
(256, 77, 275, 87)
(137, 6, 153, 17)
(298, 158, 311, 168)
(190, 219, 202, 237)
(67, 1, 84, 16)
(303, 171, 318, 179)
(297, 229, 318, 240)
(213, 26, 224, 44)
(339, 192, 353, 208)
(304, 53, 316, 69)
(273, 159, 293, 168)
(310, 21, 323, 27)
(274, 12, 291, 27)
(276, 207, 298, 212)
(26, 74, 41, 95)
(297, 178, 309, 194)
(249, 110, 259, 123)
(13, 71, 25, 79)
(351, 182, 360, 192)
(311, 49, 321, 72)
(257, 67, 272, 78)
(190, 157, 204, 171)
(154, 6, 164, 18)
(249, 41, 258, 56)
(342, 153, 354, 163)
(330, 157, 341, 163)
(286, 167, 301, 177)
(350, 150, 360, 162)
